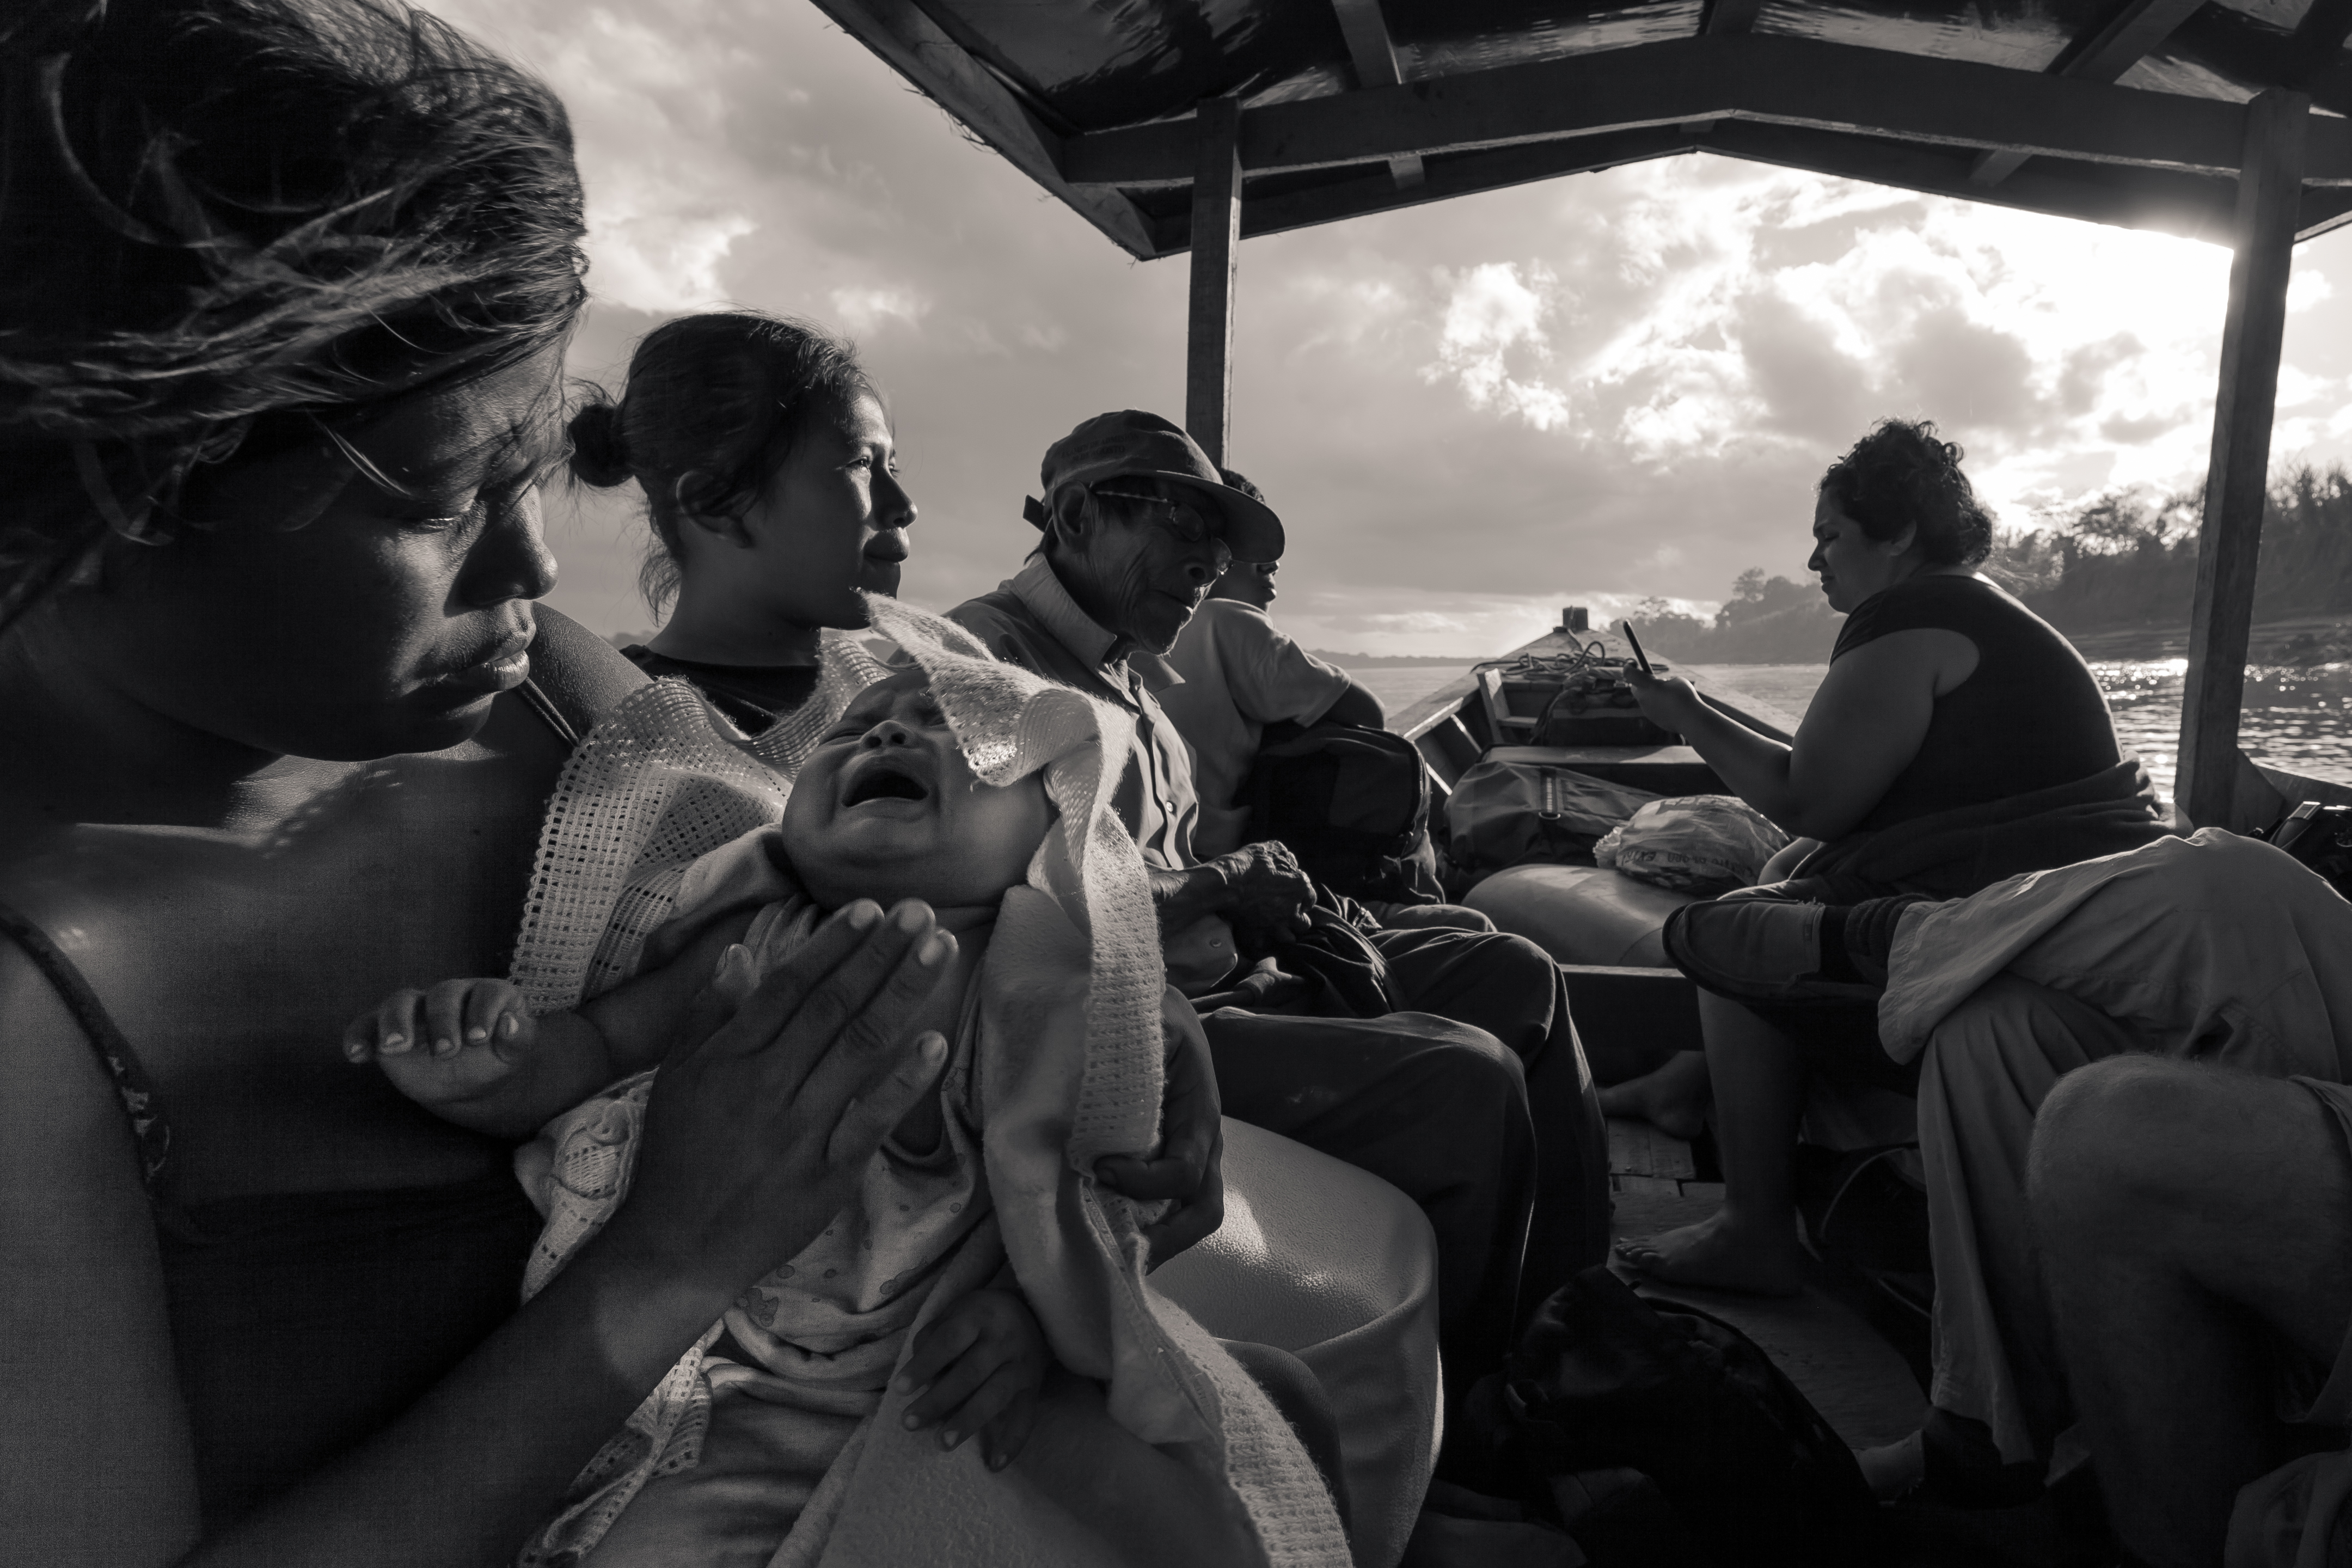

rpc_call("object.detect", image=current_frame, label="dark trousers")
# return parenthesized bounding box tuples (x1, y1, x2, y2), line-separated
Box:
(1368, 926, 1613, 1313)
(1706, 878, 1927, 1095)
(1200, 928, 1609, 1406)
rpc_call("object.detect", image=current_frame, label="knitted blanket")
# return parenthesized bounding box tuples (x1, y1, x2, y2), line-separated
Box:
(507, 627, 889, 1013)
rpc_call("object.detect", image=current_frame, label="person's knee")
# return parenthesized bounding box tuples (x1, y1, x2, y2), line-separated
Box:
(1379, 902, 1494, 934)
(2028, 1057, 2215, 1235)
(2182, 829, 2341, 921)
(1477, 932, 1561, 1001)
(1387, 1014, 1529, 1114)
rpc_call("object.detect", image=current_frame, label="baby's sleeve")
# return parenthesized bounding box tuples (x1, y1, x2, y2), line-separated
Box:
(636, 824, 807, 973)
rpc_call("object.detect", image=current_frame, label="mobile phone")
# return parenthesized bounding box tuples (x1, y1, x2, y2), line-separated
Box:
(1620, 619, 1654, 677)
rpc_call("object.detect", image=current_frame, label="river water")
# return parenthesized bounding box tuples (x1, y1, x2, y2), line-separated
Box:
(1350, 660, 2352, 805)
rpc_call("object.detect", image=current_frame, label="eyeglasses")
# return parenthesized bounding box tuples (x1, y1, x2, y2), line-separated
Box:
(1091, 485, 1223, 549)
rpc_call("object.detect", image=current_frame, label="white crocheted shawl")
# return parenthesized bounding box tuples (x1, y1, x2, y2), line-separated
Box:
(506, 627, 889, 1012)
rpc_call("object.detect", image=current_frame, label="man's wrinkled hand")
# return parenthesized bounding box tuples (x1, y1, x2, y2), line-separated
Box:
(1219, 841, 1314, 945)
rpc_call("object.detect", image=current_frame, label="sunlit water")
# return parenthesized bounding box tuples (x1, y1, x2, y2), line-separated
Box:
(1349, 660, 2352, 805)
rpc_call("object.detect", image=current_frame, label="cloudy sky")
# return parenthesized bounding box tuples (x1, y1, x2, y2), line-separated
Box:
(439, 0, 2352, 657)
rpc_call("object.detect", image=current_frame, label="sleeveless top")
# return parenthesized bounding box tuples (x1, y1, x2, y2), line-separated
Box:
(619, 645, 820, 736)
(1832, 574, 2121, 835)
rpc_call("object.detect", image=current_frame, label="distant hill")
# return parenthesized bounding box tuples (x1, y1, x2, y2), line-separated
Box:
(1624, 463, 2352, 667)
(1985, 465, 2352, 659)
(1621, 572, 1846, 665)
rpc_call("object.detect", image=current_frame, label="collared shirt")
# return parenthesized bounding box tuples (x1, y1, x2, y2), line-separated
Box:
(1160, 599, 1355, 860)
(947, 554, 1204, 871)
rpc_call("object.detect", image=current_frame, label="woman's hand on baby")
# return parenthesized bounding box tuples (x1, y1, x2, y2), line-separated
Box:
(606, 899, 954, 1301)
(343, 978, 536, 1107)
(895, 1287, 1046, 1471)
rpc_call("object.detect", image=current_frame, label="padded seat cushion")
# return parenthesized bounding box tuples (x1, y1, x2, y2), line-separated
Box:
(1151, 1118, 1441, 1568)
(1463, 862, 1696, 967)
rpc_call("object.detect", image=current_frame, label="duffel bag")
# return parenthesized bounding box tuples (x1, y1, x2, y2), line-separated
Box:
(1446, 760, 1659, 876)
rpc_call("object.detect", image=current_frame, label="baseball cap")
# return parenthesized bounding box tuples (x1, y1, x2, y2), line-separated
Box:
(1019, 410, 1285, 562)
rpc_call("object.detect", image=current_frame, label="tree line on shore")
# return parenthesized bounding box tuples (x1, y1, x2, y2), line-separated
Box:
(1631, 462, 2352, 664)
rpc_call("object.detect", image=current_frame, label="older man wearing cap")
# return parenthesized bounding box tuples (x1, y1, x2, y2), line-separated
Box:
(950, 411, 1610, 1411)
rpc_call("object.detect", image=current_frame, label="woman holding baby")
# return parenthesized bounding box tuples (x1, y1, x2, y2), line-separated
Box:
(0, 2, 1245, 1563)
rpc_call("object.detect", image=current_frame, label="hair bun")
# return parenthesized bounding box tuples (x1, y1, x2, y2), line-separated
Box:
(567, 401, 632, 487)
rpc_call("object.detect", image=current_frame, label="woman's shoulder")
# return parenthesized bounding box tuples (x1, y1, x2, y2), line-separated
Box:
(0, 909, 167, 1299)
(0, 923, 206, 1555)
(1835, 572, 2020, 650)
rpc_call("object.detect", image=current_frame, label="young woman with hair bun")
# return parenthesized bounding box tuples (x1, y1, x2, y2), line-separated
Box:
(568, 312, 916, 735)
(1603, 420, 2169, 1347)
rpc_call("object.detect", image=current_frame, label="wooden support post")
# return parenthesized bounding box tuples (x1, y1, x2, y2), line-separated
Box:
(1186, 97, 1242, 468)
(2179, 88, 2308, 826)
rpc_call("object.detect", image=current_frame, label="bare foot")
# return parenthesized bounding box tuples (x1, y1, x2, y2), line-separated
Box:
(1595, 1049, 1712, 1141)
(1613, 1207, 1804, 1296)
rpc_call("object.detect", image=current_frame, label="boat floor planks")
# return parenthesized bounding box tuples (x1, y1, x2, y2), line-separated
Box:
(1603, 1136, 2103, 1567)
(1606, 1184, 1927, 1454)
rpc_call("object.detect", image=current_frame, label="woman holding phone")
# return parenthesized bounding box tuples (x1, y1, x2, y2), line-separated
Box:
(1605, 419, 2166, 1299)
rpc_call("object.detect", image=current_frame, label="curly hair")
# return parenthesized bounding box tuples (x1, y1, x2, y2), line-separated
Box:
(1817, 419, 1994, 568)
(567, 312, 878, 617)
(0, 0, 587, 636)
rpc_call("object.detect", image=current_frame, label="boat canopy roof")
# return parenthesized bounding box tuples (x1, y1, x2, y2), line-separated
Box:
(812, 0, 2352, 255)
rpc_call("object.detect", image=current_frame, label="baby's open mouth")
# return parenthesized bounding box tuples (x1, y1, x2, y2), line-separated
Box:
(843, 759, 930, 807)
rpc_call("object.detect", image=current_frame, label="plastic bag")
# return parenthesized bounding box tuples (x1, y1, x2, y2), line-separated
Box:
(1445, 761, 1660, 875)
(1607, 796, 1789, 896)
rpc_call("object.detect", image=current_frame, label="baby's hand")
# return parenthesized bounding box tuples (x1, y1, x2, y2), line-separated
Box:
(344, 978, 536, 1109)
(894, 1286, 1046, 1471)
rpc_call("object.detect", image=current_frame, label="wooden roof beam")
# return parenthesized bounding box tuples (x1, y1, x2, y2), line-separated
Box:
(1330, 0, 1425, 187)
(1173, 127, 1704, 248)
(2282, 0, 2352, 87)
(1063, 35, 2352, 189)
(1150, 121, 2240, 257)
(803, 0, 1159, 257)
(1972, 0, 2208, 186)
(1708, 121, 2239, 240)
(2166, 5, 2352, 117)
(1687, 0, 1761, 134)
